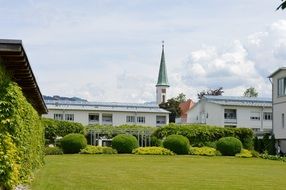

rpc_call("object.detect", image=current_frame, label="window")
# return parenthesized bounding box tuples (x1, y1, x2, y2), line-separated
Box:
(224, 109, 236, 119)
(126, 116, 135, 123)
(65, 114, 74, 121)
(250, 112, 260, 120)
(283, 113, 285, 128)
(102, 114, 112, 123)
(278, 78, 286, 96)
(162, 95, 166, 103)
(89, 114, 99, 122)
(137, 116, 145, 123)
(224, 125, 236, 128)
(161, 89, 166, 93)
(54, 114, 63, 120)
(263, 112, 272, 120)
(156, 116, 166, 124)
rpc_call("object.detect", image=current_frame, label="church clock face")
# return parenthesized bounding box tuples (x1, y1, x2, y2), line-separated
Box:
(162, 89, 166, 93)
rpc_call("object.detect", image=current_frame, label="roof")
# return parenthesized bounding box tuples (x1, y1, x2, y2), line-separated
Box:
(45, 99, 170, 114)
(156, 43, 169, 87)
(0, 39, 47, 114)
(202, 95, 272, 107)
(179, 99, 194, 118)
(268, 67, 286, 78)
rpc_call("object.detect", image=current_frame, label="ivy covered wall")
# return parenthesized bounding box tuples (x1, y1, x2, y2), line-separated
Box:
(0, 64, 44, 190)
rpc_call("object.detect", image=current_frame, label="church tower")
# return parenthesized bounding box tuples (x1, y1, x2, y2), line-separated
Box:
(156, 41, 170, 105)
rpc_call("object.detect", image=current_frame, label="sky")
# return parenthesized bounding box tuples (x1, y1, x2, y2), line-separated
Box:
(0, 0, 286, 102)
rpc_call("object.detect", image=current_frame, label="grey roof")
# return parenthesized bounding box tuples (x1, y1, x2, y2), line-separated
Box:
(45, 100, 170, 114)
(268, 67, 286, 78)
(203, 95, 272, 107)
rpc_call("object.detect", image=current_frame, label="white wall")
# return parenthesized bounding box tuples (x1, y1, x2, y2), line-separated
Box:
(187, 101, 272, 130)
(43, 109, 169, 127)
(272, 69, 286, 139)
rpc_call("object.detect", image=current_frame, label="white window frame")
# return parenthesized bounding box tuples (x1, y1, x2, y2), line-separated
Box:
(54, 113, 63, 120)
(137, 116, 145, 124)
(65, 114, 74, 121)
(126, 116, 135, 123)
(263, 112, 272, 121)
(250, 112, 260, 120)
(278, 77, 286, 97)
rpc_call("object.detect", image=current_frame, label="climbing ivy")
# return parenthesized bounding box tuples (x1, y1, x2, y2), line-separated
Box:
(0, 65, 44, 189)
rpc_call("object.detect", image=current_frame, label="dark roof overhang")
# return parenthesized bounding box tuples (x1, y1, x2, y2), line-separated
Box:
(0, 39, 47, 114)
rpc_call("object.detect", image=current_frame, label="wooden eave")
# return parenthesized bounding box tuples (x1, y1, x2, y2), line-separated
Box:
(0, 39, 47, 114)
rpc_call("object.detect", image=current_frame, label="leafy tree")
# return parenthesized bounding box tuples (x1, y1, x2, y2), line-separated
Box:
(174, 93, 186, 103)
(159, 94, 186, 123)
(243, 87, 258, 97)
(277, 0, 286, 10)
(197, 87, 224, 99)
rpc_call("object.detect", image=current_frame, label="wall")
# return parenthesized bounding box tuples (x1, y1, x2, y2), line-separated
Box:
(272, 69, 286, 139)
(43, 108, 169, 127)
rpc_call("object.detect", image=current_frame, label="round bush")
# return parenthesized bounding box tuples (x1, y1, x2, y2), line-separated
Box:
(216, 137, 242, 156)
(112, 134, 139, 153)
(61, 133, 87, 154)
(163, 135, 190, 155)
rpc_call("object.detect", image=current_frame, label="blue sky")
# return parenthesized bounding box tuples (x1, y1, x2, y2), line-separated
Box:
(0, 0, 285, 102)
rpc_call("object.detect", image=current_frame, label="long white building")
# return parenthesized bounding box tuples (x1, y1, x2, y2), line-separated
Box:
(43, 100, 169, 127)
(187, 95, 272, 133)
(43, 43, 170, 127)
(269, 67, 286, 153)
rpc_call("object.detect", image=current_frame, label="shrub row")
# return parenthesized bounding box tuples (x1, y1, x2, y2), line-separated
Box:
(45, 147, 63, 155)
(0, 65, 44, 189)
(153, 123, 254, 149)
(189, 146, 220, 156)
(80, 145, 117, 154)
(132, 147, 174, 155)
(42, 118, 85, 145)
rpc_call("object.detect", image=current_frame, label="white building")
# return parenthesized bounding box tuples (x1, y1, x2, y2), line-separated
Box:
(269, 67, 286, 153)
(43, 43, 170, 127)
(43, 100, 169, 127)
(187, 95, 272, 134)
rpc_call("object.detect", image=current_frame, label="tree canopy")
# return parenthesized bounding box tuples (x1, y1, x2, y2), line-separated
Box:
(243, 87, 258, 97)
(159, 93, 186, 123)
(197, 87, 224, 99)
(277, 0, 286, 10)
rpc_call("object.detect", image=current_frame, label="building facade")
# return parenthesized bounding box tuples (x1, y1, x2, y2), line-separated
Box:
(43, 100, 169, 127)
(187, 96, 272, 134)
(269, 67, 286, 153)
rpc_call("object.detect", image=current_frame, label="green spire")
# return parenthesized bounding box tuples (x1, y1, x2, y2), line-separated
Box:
(156, 41, 170, 87)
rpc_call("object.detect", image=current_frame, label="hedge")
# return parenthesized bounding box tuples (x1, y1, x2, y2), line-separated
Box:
(61, 133, 87, 154)
(163, 135, 190, 155)
(153, 123, 254, 149)
(112, 134, 139, 153)
(0, 65, 44, 189)
(42, 118, 85, 144)
(80, 145, 117, 154)
(216, 137, 242, 156)
(132, 147, 174, 155)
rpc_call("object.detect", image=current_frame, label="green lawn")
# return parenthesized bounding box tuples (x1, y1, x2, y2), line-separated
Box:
(31, 155, 286, 190)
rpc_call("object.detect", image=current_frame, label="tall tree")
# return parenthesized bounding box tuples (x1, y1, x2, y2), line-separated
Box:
(243, 87, 258, 97)
(277, 0, 286, 10)
(159, 93, 186, 123)
(197, 87, 224, 99)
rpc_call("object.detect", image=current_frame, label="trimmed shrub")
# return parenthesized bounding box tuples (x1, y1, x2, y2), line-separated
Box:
(216, 137, 242, 156)
(189, 146, 221, 156)
(132, 147, 174, 155)
(45, 147, 63, 155)
(61, 134, 87, 154)
(153, 124, 254, 149)
(151, 136, 162, 147)
(163, 135, 190, 155)
(80, 145, 117, 154)
(0, 65, 44, 189)
(235, 149, 252, 158)
(112, 134, 139, 153)
(42, 118, 85, 145)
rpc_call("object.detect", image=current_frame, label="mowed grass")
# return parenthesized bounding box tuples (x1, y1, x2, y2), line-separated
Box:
(31, 154, 286, 190)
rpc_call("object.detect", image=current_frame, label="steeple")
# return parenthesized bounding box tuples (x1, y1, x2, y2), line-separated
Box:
(156, 41, 170, 105)
(156, 41, 169, 87)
